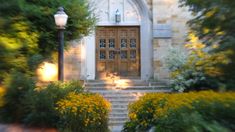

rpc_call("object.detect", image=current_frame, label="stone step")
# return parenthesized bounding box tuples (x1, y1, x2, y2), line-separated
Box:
(109, 117, 128, 121)
(110, 109, 128, 113)
(106, 98, 137, 103)
(86, 79, 143, 83)
(85, 80, 168, 87)
(102, 96, 142, 101)
(150, 81, 168, 86)
(86, 85, 168, 90)
(109, 125, 123, 132)
(111, 109, 128, 113)
(107, 98, 137, 102)
(109, 117, 128, 122)
(109, 116, 127, 120)
(105, 97, 138, 102)
(109, 101, 134, 105)
(106, 98, 136, 102)
(85, 83, 160, 87)
(98, 92, 144, 96)
(109, 120, 127, 126)
(102, 95, 137, 99)
(109, 113, 128, 117)
(112, 107, 128, 110)
(89, 89, 171, 93)
(85, 83, 116, 87)
(110, 111, 128, 115)
(112, 104, 128, 109)
(110, 101, 132, 104)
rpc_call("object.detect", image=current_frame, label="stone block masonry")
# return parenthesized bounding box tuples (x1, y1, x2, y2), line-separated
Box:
(152, 0, 192, 81)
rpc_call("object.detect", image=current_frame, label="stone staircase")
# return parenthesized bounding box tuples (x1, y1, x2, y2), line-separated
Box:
(84, 79, 170, 132)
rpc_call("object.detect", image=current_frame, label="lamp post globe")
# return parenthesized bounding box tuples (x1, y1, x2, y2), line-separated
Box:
(54, 7, 68, 81)
(54, 7, 68, 29)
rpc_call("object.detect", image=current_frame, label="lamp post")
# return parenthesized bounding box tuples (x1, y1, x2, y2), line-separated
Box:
(54, 7, 68, 81)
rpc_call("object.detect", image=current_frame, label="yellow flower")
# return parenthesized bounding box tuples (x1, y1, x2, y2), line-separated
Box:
(56, 92, 111, 127)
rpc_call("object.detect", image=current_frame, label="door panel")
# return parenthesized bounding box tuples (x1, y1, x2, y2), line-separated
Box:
(96, 26, 140, 79)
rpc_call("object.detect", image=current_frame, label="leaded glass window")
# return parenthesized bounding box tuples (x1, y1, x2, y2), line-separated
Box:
(130, 39, 136, 48)
(99, 39, 106, 48)
(109, 51, 115, 59)
(121, 39, 127, 48)
(100, 51, 106, 59)
(121, 51, 127, 59)
(130, 50, 136, 59)
(109, 39, 115, 48)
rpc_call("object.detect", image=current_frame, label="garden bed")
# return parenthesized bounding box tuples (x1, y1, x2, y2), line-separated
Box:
(123, 91, 235, 132)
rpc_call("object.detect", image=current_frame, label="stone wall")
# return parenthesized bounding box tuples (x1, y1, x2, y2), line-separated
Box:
(146, 0, 153, 12)
(64, 40, 82, 81)
(152, 0, 192, 81)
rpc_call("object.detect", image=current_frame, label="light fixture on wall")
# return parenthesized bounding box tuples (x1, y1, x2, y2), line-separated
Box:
(115, 9, 121, 23)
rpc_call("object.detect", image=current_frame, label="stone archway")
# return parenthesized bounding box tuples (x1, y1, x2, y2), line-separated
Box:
(82, 0, 152, 80)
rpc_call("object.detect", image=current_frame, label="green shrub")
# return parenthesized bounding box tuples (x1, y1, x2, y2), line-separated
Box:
(22, 81, 83, 127)
(56, 92, 111, 132)
(155, 110, 231, 132)
(164, 38, 231, 92)
(0, 79, 83, 127)
(123, 91, 235, 132)
(0, 79, 111, 131)
(0, 71, 35, 122)
(22, 89, 59, 127)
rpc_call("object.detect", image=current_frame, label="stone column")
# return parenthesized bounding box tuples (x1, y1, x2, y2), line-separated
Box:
(152, 0, 173, 82)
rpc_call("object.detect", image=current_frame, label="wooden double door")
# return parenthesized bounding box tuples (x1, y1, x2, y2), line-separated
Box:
(96, 26, 140, 79)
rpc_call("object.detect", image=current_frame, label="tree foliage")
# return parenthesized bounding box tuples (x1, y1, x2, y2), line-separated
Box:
(180, 0, 235, 89)
(0, 0, 96, 82)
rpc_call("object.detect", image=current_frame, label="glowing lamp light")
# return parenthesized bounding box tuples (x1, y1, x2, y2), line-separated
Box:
(54, 7, 68, 29)
(37, 62, 58, 82)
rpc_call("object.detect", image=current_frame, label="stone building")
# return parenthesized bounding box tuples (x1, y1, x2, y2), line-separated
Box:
(63, 0, 192, 81)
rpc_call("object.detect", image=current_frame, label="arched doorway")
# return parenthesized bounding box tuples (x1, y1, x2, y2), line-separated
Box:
(83, 0, 152, 80)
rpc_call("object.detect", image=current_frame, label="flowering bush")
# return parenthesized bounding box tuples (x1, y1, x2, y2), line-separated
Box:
(164, 46, 188, 72)
(0, 80, 84, 127)
(165, 34, 231, 92)
(22, 81, 83, 127)
(0, 77, 111, 131)
(56, 92, 111, 132)
(123, 91, 235, 132)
